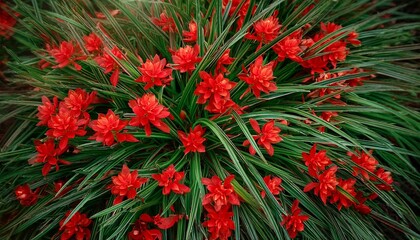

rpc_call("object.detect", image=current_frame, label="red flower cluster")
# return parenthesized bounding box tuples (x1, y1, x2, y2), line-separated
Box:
(202, 204, 235, 240)
(215, 49, 235, 74)
(238, 56, 277, 98)
(330, 178, 357, 210)
(221, 0, 251, 29)
(243, 119, 282, 156)
(302, 144, 332, 177)
(260, 175, 283, 198)
(49, 41, 87, 71)
(128, 213, 182, 240)
(59, 211, 92, 240)
(29, 139, 70, 176)
(281, 200, 309, 239)
(15, 184, 39, 206)
(170, 45, 202, 73)
(89, 109, 138, 146)
(202, 175, 240, 211)
(245, 14, 281, 46)
(152, 12, 177, 33)
(273, 29, 304, 62)
(0, 1, 18, 39)
(136, 55, 173, 90)
(109, 164, 148, 205)
(177, 125, 206, 154)
(182, 21, 197, 43)
(83, 33, 103, 53)
(95, 46, 124, 86)
(152, 164, 190, 195)
(128, 93, 172, 137)
(300, 22, 360, 73)
(304, 166, 339, 204)
(348, 150, 378, 180)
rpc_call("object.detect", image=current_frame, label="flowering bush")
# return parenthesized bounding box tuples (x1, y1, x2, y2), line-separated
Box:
(0, 0, 419, 239)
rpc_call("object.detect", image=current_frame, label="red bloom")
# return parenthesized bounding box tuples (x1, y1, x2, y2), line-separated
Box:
(89, 109, 138, 146)
(215, 49, 235, 74)
(202, 204, 235, 240)
(273, 30, 303, 62)
(194, 71, 236, 104)
(151, 164, 190, 195)
(46, 108, 88, 150)
(136, 55, 173, 90)
(83, 33, 102, 53)
(348, 150, 378, 180)
(302, 144, 332, 177)
(371, 168, 393, 191)
(182, 21, 197, 43)
(201, 175, 240, 211)
(0, 2, 18, 39)
(177, 125, 206, 154)
(128, 93, 171, 137)
(304, 166, 339, 204)
(49, 41, 86, 71)
(245, 15, 281, 45)
(128, 214, 162, 240)
(152, 12, 177, 33)
(37, 96, 58, 126)
(222, 0, 251, 30)
(261, 175, 283, 198)
(204, 97, 242, 115)
(171, 45, 202, 73)
(59, 211, 92, 240)
(281, 200, 309, 239)
(29, 139, 69, 176)
(330, 178, 357, 210)
(153, 214, 182, 230)
(95, 46, 124, 86)
(243, 119, 282, 156)
(15, 184, 39, 206)
(353, 192, 371, 215)
(109, 164, 148, 205)
(62, 88, 96, 117)
(238, 56, 277, 98)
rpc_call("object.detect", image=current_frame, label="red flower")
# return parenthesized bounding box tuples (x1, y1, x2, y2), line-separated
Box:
(201, 175, 240, 211)
(205, 97, 242, 115)
(62, 88, 96, 117)
(15, 184, 39, 206)
(371, 168, 393, 191)
(0, 2, 18, 39)
(152, 12, 177, 33)
(245, 14, 281, 45)
(128, 214, 162, 240)
(46, 108, 88, 150)
(203, 204, 235, 240)
(182, 21, 197, 43)
(215, 49, 235, 74)
(151, 164, 190, 195)
(353, 192, 371, 215)
(153, 214, 182, 230)
(136, 55, 173, 90)
(243, 119, 282, 156)
(194, 71, 236, 104)
(222, 0, 252, 29)
(109, 164, 148, 205)
(302, 144, 332, 177)
(49, 41, 86, 71)
(348, 150, 378, 180)
(238, 56, 277, 98)
(95, 46, 124, 86)
(330, 178, 357, 210)
(37, 96, 58, 126)
(304, 166, 339, 204)
(261, 175, 283, 198)
(83, 33, 102, 53)
(29, 139, 69, 176)
(59, 211, 92, 240)
(177, 125, 206, 154)
(171, 45, 202, 73)
(273, 30, 303, 62)
(89, 109, 138, 146)
(128, 93, 171, 137)
(281, 200, 309, 239)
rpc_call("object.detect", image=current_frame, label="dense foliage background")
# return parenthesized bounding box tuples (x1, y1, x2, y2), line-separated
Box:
(0, 0, 419, 239)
